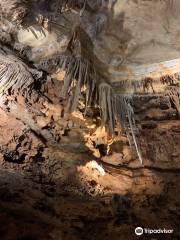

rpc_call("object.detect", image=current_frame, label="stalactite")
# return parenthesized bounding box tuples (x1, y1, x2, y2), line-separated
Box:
(166, 86, 180, 118)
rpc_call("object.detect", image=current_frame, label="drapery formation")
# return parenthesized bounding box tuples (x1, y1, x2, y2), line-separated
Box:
(36, 23, 143, 162)
(0, 52, 34, 94)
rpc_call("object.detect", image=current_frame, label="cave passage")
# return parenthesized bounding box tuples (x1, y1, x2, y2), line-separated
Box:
(0, 1, 179, 239)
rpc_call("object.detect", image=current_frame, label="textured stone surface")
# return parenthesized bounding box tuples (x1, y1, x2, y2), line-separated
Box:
(0, 0, 179, 239)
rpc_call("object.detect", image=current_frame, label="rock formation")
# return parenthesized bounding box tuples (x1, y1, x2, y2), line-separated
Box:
(0, 0, 179, 239)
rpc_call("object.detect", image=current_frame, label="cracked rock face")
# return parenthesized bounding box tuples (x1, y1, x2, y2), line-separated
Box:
(0, 0, 180, 239)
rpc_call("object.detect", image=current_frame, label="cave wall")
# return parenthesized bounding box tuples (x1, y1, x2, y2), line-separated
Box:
(0, 0, 179, 239)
